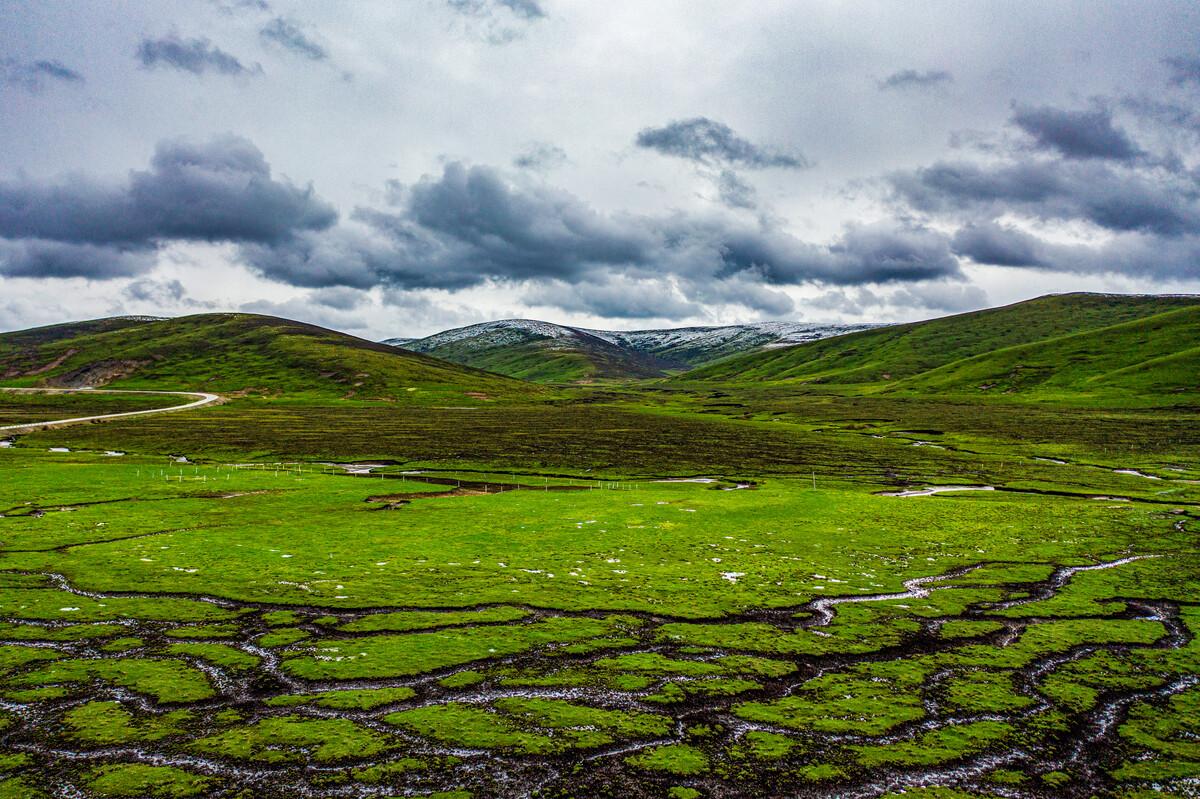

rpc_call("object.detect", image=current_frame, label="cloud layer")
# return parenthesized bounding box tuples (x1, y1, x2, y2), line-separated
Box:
(0, 136, 335, 279)
(2, 3, 1199, 336)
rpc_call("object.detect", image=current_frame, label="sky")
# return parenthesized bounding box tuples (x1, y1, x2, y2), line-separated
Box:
(2, 0, 1200, 340)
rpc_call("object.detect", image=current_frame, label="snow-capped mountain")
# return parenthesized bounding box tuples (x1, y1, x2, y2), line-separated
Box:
(386, 319, 875, 382)
(581, 322, 874, 366)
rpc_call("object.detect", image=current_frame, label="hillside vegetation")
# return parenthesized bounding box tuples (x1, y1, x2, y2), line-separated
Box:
(398, 319, 869, 382)
(400, 320, 676, 382)
(679, 293, 1199, 402)
(0, 314, 540, 403)
(883, 304, 1200, 401)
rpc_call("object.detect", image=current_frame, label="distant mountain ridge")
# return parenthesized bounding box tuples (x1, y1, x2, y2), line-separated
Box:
(386, 319, 873, 382)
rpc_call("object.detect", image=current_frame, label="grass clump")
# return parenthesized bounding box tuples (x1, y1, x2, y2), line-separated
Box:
(190, 716, 393, 763)
(84, 764, 213, 798)
(627, 744, 709, 776)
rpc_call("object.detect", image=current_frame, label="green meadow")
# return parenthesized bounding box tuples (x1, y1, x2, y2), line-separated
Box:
(0, 296, 1197, 798)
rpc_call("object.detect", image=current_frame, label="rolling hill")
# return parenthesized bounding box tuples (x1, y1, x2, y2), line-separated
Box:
(887, 304, 1200, 401)
(391, 319, 871, 382)
(0, 314, 540, 402)
(677, 293, 1200, 400)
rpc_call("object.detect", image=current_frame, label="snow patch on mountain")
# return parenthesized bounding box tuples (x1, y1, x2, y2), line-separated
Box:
(409, 319, 592, 352)
(393, 318, 880, 369)
(583, 322, 874, 352)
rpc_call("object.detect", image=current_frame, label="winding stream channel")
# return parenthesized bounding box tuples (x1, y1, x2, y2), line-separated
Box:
(0, 552, 1193, 799)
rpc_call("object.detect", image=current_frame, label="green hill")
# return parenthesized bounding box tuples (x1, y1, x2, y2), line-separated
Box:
(886, 304, 1200, 401)
(0, 314, 541, 403)
(677, 293, 1200, 401)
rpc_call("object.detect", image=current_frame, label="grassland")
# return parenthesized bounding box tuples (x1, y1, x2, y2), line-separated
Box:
(0, 390, 194, 427)
(406, 324, 673, 383)
(0, 314, 542, 403)
(0, 294, 1196, 798)
(681, 293, 1200, 402)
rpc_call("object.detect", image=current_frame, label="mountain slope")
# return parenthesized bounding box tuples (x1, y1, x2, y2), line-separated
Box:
(0, 314, 540, 402)
(0, 316, 165, 349)
(398, 319, 872, 382)
(885, 304, 1200, 401)
(679, 293, 1200, 392)
(400, 320, 678, 382)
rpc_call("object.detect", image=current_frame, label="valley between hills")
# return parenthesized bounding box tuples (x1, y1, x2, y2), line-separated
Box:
(0, 292, 1197, 799)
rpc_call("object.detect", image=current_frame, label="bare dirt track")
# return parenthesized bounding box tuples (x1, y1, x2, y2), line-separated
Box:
(0, 388, 221, 433)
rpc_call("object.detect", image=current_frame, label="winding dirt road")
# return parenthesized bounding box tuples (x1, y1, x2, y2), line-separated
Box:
(0, 387, 221, 433)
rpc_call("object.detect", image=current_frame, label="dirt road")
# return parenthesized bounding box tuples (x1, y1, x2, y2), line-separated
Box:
(0, 387, 221, 433)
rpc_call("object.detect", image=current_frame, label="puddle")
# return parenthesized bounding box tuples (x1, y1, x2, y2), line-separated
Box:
(1113, 469, 1160, 480)
(879, 486, 995, 498)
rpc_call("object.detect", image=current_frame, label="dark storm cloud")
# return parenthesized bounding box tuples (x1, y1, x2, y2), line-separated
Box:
(0, 135, 336, 246)
(260, 18, 328, 61)
(0, 240, 155, 280)
(136, 34, 260, 76)
(1, 59, 84, 92)
(1010, 104, 1142, 161)
(886, 76, 1200, 285)
(1164, 56, 1200, 86)
(891, 159, 1200, 236)
(0, 135, 335, 279)
(513, 142, 568, 171)
(240, 162, 960, 319)
(239, 232, 382, 290)
(877, 69, 953, 91)
(713, 220, 961, 286)
(953, 221, 1200, 281)
(951, 222, 1045, 268)
(636, 118, 809, 169)
(402, 162, 654, 279)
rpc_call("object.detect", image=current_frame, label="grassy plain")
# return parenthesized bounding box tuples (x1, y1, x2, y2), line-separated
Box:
(0, 296, 1196, 797)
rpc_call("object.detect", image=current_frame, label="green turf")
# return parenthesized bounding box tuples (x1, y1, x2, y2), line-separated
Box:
(0, 294, 1195, 798)
(0, 313, 541, 402)
(677, 293, 1199, 401)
